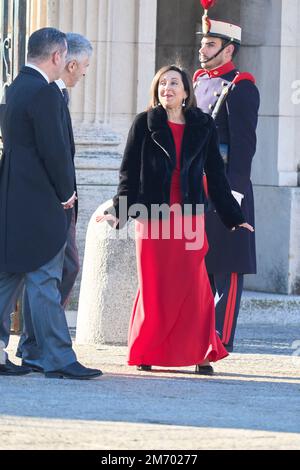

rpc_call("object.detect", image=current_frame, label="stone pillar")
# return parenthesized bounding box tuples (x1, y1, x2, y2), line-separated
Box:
(239, 0, 300, 293)
(27, 0, 48, 32)
(76, 201, 137, 345)
(239, 0, 299, 187)
(46, 0, 156, 144)
(46, 0, 120, 150)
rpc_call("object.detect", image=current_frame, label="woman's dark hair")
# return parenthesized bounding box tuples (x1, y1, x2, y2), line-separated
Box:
(148, 64, 197, 111)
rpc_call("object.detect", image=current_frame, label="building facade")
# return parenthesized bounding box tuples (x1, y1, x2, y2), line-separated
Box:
(1, 0, 300, 305)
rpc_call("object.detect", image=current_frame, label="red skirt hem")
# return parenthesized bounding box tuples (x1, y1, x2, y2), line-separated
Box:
(127, 351, 228, 368)
(128, 217, 228, 368)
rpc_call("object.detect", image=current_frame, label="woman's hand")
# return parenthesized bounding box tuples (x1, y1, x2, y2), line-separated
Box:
(232, 222, 254, 232)
(96, 213, 119, 228)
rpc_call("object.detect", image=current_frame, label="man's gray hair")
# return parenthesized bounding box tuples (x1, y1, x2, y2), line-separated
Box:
(65, 33, 93, 62)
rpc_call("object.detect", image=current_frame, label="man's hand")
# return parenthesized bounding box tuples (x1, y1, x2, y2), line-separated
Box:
(232, 222, 254, 232)
(62, 191, 77, 210)
(0, 340, 6, 365)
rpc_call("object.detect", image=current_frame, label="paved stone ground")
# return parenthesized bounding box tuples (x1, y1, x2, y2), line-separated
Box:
(0, 324, 300, 450)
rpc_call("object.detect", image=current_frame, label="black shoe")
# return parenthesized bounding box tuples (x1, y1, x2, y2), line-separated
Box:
(195, 364, 214, 376)
(22, 360, 44, 373)
(0, 359, 32, 376)
(45, 361, 103, 380)
(137, 365, 152, 371)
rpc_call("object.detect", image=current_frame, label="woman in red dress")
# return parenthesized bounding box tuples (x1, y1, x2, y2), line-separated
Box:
(97, 65, 253, 375)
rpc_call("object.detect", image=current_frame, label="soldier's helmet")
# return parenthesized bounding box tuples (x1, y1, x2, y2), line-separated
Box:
(197, 0, 242, 45)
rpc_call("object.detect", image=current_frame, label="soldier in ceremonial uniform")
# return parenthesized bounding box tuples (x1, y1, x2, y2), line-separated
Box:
(193, 2, 260, 352)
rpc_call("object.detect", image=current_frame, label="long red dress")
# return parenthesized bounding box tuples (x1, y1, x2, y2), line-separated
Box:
(127, 121, 228, 367)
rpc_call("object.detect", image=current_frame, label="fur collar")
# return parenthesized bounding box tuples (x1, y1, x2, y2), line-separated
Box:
(147, 105, 210, 132)
(147, 106, 211, 166)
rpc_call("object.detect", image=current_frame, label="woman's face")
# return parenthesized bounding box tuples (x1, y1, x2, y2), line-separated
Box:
(158, 70, 188, 110)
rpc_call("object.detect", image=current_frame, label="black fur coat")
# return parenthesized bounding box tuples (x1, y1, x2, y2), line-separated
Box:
(110, 105, 245, 229)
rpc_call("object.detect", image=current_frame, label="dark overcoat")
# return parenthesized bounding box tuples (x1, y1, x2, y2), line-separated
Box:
(50, 81, 78, 221)
(194, 65, 260, 273)
(0, 66, 75, 272)
(109, 105, 245, 231)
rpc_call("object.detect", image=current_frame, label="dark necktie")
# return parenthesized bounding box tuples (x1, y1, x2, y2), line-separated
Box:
(62, 88, 69, 106)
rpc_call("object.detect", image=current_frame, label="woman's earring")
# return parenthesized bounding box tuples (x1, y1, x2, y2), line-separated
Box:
(182, 99, 186, 108)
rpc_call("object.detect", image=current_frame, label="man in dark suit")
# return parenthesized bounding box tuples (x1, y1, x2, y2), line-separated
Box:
(16, 34, 93, 371)
(0, 28, 102, 379)
(193, 13, 260, 351)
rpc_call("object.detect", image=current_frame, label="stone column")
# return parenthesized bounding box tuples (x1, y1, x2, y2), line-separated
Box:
(46, 0, 156, 147)
(239, 0, 298, 187)
(28, 0, 48, 33)
(46, 0, 121, 152)
(76, 201, 137, 346)
(238, 0, 300, 294)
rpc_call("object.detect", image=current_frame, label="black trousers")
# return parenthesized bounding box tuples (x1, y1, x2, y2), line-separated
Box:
(209, 273, 244, 352)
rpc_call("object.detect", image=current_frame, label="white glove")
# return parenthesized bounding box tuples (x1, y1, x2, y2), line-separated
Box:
(231, 190, 244, 206)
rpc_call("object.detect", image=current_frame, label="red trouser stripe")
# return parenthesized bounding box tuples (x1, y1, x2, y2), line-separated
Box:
(222, 273, 238, 345)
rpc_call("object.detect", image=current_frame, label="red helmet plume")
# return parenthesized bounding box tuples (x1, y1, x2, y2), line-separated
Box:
(200, 0, 217, 10)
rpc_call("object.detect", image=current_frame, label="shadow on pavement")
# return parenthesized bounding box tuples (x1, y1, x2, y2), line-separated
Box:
(1, 369, 299, 435)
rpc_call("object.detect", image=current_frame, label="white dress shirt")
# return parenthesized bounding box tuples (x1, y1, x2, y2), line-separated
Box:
(55, 78, 66, 92)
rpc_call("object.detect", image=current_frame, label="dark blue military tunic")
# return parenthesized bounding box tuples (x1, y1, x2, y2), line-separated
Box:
(194, 62, 260, 273)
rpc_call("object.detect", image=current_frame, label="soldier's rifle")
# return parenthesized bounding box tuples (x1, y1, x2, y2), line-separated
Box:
(211, 71, 240, 120)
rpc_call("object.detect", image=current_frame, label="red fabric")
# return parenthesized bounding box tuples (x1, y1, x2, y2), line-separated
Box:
(206, 61, 236, 78)
(194, 64, 256, 84)
(200, 0, 216, 10)
(168, 122, 185, 205)
(127, 122, 228, 367)
(193, 68, 207, 83)
(203, 174, 208, 198)
(235, 72, 256, 84)
(222, 273, 238, 344)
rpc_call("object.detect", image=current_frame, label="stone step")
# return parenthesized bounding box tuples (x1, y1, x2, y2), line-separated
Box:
(239, 291, 300, 325)
(67, 291, 300, 329)
(76, 151, 122, 169)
